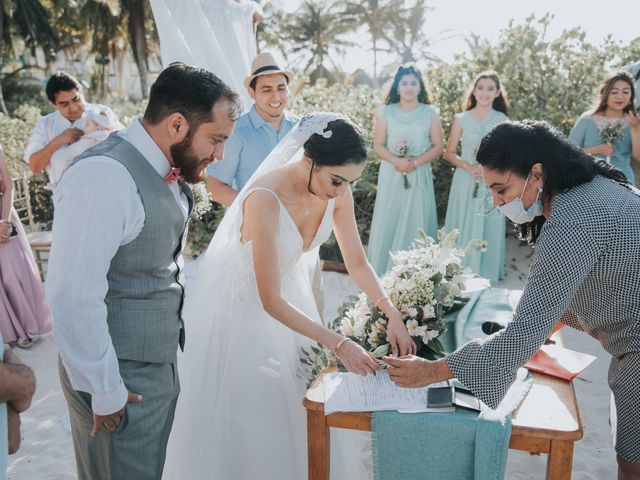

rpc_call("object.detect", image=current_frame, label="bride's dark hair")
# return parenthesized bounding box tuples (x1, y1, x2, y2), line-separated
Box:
(303, 119, 368, 167)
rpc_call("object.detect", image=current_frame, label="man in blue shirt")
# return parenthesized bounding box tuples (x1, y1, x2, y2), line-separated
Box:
(207, 52, 298, 206)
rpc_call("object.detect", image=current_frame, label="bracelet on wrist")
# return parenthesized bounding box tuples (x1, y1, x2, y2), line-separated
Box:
(373, 295, 390, 309)
(334, 337, 351, 356)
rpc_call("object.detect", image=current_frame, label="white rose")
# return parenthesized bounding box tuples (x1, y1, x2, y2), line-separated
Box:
(422, 305, 435, 319)
(422, 329, 439, 343)
(406, 319, 420, 336)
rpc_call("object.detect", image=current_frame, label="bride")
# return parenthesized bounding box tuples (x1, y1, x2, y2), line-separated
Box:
(163, 113, 415, 479)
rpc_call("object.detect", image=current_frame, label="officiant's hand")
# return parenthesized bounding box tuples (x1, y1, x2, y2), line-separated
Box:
(338, 341, 381, 376)
(387, 313, 416, 357)
(91, 391, 142, 437)
(384, 356, 453, 388)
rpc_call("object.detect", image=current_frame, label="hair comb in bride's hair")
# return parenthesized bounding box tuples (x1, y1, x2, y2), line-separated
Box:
(294, 112, 349, 143)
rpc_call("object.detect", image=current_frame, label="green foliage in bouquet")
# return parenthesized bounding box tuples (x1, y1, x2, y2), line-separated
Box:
(301, 228, 486, 386)
(597, 120, 625, 145)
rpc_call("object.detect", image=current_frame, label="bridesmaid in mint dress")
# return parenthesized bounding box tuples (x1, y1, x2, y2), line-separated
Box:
(569, 70, 640, 185)
(444, 71, 508, 283)
(367, 66, 443, 275)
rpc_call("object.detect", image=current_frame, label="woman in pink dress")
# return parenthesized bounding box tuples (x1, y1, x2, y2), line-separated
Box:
(0, 143, 52, 348)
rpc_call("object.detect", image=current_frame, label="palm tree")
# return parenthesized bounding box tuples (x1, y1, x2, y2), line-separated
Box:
(282, 1, 356, 79)
(58, 0, 152, 98)
(0, 0, 59, 113)
(256, 1, 287, 55)
(385, 0, 451, 64)
(76, 0, 125, 97)
(121, 0, 149, 98)
(342, 0, 403, 86)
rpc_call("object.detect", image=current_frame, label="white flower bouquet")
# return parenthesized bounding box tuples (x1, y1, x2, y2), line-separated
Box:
(596, 119, 625, 163)
(301, 228, 487, 384)
(393, 137, 411, 189)
(190, 182, 213, 220)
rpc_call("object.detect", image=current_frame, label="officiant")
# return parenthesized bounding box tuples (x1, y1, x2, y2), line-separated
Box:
(385, 120, 640, 479)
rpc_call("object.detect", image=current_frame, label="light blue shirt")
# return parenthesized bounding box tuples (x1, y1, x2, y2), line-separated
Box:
(1, 332, 7, 480)
(207, 106, 298, 190)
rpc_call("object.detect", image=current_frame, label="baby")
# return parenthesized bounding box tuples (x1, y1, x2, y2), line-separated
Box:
(47, 109, 121, 190)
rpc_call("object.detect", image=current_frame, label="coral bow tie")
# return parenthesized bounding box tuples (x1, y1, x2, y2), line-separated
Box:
(164, 167, 182, 184)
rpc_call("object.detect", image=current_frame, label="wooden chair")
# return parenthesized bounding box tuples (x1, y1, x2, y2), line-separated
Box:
(12, 175, 52, 280)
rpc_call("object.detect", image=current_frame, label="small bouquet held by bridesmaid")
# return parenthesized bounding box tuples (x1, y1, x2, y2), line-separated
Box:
(301, 229, 487, 385)
(393, 137, 411, 189)
(596, 119, 626, 163)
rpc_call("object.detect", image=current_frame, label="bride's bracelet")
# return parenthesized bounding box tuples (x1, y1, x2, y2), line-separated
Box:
(334, 337, 352, 356)
(373, 295, 390, 309)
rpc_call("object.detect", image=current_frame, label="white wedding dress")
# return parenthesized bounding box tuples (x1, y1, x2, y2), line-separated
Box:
(163, 183, 372, 479)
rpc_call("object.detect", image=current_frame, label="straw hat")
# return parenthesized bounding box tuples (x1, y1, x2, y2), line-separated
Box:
(244, 52, 293, 89)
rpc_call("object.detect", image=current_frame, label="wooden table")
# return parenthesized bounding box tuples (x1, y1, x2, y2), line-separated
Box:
(303, 370, 583, 480)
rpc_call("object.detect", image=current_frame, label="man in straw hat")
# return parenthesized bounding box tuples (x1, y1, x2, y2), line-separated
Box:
(206, 51, 298, 206)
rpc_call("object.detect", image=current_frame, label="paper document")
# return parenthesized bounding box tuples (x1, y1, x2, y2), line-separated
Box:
(323, 371, 452, 415)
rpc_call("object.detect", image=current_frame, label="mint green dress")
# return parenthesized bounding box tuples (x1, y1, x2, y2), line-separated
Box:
(367, 103, 439, 275)
(444, 110, 508, 284)
(569, 114, 636, 184)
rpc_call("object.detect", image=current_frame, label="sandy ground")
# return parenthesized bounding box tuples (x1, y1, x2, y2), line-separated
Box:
(6, 234, 617, 479)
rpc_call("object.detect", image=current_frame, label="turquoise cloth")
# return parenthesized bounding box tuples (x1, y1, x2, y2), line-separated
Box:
(372, 288, 531, 480)
(1, 333, 7, 480)
(452, 288, 520, 348)
(569, 114, 636, 185)
(367, 104, 439, 275)
(372, 368, 531, 480)
(439, 287, 518, 353)
(444, 110, 507, 283)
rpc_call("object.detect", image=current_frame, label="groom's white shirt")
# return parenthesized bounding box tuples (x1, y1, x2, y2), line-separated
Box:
(48, 117, 188, 415)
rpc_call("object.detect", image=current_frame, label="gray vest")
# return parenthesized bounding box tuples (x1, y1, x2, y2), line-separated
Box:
(76, 134, 193, 363)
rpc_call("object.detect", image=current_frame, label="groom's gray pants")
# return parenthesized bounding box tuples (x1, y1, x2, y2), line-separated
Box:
(59, 356, 180, 480)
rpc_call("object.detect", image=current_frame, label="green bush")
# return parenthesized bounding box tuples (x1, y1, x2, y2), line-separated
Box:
(1, 76, 51, 115)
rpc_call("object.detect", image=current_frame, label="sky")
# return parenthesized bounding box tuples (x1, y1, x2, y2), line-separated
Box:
(277, 0, 638, 74)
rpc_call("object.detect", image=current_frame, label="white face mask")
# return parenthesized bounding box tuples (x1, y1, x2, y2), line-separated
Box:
(498, 173, 543, 224)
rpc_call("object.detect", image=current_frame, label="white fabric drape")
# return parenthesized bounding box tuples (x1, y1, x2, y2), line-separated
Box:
(149, 0, 259, 109)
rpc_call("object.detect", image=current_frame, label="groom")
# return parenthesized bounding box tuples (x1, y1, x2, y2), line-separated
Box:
(47, 63, 240, 479)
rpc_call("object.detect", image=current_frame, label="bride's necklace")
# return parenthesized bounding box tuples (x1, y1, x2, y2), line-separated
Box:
(287, 163, 313, 216)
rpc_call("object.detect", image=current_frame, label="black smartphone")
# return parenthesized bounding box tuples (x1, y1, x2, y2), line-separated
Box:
(426, 386, 453, 408)
(9, 223, 17, 238)
(454, 388, 482, 412)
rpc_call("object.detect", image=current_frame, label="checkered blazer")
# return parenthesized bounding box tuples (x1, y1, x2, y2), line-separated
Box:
(446, 175, 640, 408)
